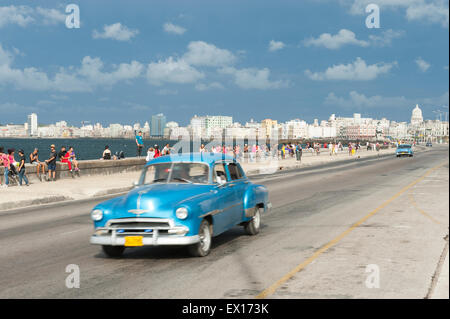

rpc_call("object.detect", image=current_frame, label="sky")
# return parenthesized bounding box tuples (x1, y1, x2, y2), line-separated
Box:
(0, 0, 449, 126)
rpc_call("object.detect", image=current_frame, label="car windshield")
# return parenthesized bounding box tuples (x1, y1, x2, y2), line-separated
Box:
(398, 145, 411, 149)
(142, 162, 209, 184)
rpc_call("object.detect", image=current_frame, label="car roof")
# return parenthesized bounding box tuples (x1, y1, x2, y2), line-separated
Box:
(146, 152, 236, 166)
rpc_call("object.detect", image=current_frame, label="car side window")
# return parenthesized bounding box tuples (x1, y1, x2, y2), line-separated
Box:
(213, 163, 228, 183)
(227, 163, 242, 180)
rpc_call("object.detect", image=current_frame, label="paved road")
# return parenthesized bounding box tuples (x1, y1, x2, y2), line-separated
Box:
(0, 146, 448, 298)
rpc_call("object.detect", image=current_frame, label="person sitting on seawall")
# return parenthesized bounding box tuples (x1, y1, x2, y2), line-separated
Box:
(153, 145, 161, 158)
(115, 150, 125, 160)
(67, 146, 80, 172)
(59, 146, 73, 172)
(102, 145, 112, 160)
(29, 148, 46, 182)
(146, 147, 155, 162)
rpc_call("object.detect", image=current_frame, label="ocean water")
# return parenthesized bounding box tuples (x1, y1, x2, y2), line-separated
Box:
(0, 138, 175, 161)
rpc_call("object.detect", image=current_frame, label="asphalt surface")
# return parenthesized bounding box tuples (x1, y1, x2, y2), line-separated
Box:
(0, 146, 448, 298)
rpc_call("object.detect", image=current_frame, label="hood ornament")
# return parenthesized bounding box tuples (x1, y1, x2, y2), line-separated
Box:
(128, 190, 152, 215)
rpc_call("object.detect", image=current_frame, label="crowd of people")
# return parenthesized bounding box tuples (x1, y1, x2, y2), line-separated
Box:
(1, 135, 388, 188)
(0, 144, 80, 187)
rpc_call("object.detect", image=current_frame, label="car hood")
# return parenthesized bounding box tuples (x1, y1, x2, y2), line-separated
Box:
(103, 183, 213, 219)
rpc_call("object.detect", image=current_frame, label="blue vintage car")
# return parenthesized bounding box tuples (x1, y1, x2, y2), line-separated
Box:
(396, 144, 414, 157)
(90, 153, 271, 257)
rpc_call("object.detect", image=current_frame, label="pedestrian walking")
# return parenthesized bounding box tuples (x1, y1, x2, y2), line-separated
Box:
(17, 149, 29, 186)
(295, 143, 302, 162)
(0, 146, 10, 188)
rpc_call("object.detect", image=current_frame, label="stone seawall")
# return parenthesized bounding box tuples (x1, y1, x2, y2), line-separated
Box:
(0, 157, 147, 183)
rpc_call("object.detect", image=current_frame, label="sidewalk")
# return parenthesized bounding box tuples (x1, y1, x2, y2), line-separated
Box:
(0, 171, 141, 211)
(243, 147, 396, 175)
(0, 147, 418, 212)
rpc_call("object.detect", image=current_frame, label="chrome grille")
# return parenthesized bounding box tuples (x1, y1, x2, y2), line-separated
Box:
(106, 218, 173, 236)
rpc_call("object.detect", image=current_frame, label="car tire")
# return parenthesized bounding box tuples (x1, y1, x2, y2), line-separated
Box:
(244, 207, 261, 236)
(102, 245, 125, 258)
(188, 219, 212, 257)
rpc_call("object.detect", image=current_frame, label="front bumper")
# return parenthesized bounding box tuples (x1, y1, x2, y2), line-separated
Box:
(90, 217, 199, 246)
(90, 234, 200, 246)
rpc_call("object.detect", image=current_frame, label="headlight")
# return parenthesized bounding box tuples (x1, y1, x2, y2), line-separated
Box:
(91, 209, 103, 221)
(176, 207, 189, 220)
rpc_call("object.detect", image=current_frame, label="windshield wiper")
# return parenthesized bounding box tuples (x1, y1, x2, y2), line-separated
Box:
(151, 178, 168, 183)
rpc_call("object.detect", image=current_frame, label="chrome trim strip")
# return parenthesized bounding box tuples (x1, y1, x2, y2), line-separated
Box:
(90, 234, 200, 246)
(199, 201, 243, 218)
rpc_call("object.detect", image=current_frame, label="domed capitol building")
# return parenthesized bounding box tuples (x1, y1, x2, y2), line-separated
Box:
(408, 104, 449, 143)
(411, 104, 424, 126)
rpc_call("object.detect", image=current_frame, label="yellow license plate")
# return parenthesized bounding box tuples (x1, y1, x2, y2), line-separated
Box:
(124, 236, 143, 247)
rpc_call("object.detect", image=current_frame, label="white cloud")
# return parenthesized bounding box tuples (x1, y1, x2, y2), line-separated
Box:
(35, 7, 66, 25)
(195, 82, 224, 91)
(415, 57, 431, 72)
(325, 90, 449, 109)
(268, 40, 286, 52)
(93, 23, 139, 41)
(146, 57, 204, 85)
(0, 5, 65, 28)
(304, 29, 369, 49)
(0, 5, 35, 27)
(183, 41, 237, 67)
(406, 1, 449, 27)
(219, 67, 289, 89)
(305, 57, 397, 81)
(163, 22, 187, 35)
(345, 0, 448, 28)
(369, 29, 405, 47)
(0, 44, 143, 92)
(325, 90, 408, 108)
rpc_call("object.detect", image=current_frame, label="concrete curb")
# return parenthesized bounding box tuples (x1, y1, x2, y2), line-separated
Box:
(0, 186, 133, 212)
(0, 195, 73, 211)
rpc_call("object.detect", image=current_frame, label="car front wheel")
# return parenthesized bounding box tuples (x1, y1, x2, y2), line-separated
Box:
(244, 207, 261, 235)
(102, 245, 125, 258)
(188, 219, 212, 257)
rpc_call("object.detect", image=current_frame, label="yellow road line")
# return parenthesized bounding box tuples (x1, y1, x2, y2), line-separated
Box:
(407, 192, 441, 224)
(256, 160, 448, 299)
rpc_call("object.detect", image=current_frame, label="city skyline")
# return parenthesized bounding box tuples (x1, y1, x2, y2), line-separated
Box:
(1, 103, 448, 143)
(0, 1, 449, 125)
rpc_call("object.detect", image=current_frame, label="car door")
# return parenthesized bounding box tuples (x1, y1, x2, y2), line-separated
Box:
(225, 162, 247, 225)
(210, 162, 236, 235)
